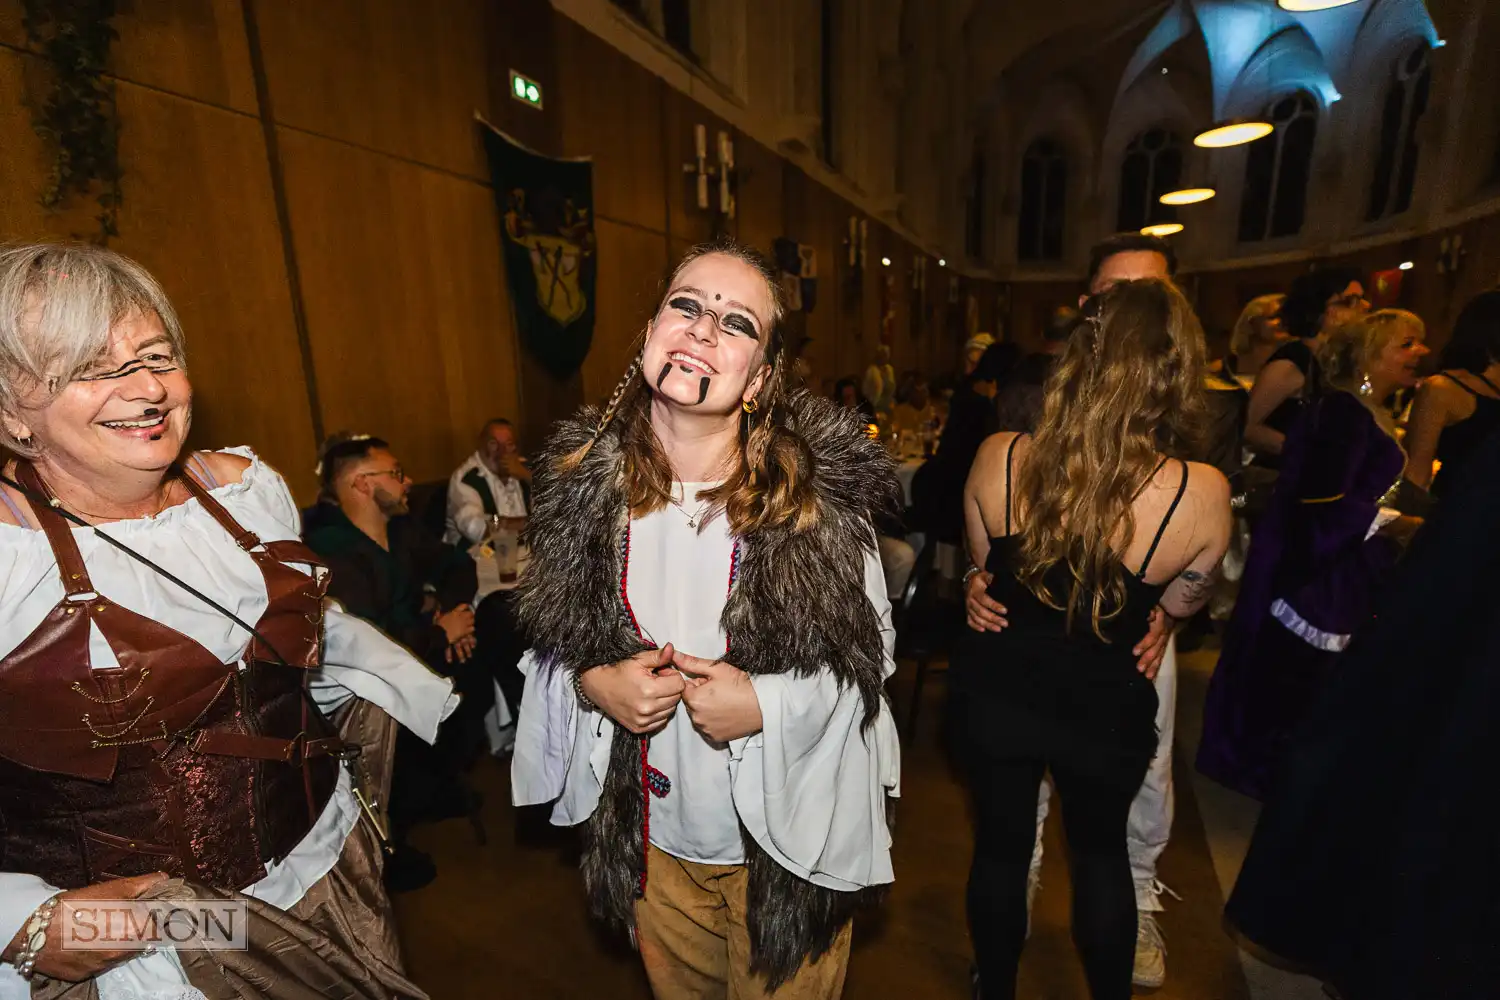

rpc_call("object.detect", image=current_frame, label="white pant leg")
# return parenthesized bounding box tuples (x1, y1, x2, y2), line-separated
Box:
(1030, 778, 1051, 875)
(1128, 637, 1177, 911)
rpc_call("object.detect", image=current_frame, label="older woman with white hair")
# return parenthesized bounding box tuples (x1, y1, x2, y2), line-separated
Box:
(0, 243, 454, 999)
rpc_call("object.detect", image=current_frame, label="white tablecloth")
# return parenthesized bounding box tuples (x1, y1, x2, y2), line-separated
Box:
(896, 458, 924, 507)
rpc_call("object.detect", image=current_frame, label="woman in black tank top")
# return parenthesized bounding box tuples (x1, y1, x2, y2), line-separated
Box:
(950, 281, 1231, 1000)
(1403, 291, 1500, 499)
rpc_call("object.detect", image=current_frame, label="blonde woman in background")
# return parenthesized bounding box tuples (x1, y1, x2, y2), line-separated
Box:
(1226, 293, 1288, 383)
(1200, 309, 1429, 801)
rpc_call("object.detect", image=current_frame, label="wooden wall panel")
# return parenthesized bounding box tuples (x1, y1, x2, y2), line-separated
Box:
(256, 0, 491, 180)
(582, 218, 669, 402)
(110, 83, 315, 493)
(0, 46, 316, 494)
(0, 0, 256, 112)
(734, 137, 785, 257)
(0, 48, 68, 239)
(278, 129, 519, 486)
(555, 18, 665, 235)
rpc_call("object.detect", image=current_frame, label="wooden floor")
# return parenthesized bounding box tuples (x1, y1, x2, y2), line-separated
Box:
(394, 655, 1252, 999)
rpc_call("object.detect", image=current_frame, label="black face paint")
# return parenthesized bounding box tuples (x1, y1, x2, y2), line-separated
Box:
(79, 360, 180, 382)
(143, 407, 160, 416)
(697, 377, 710, 404)
(656, 362, 674, 390)
(149, 434, 163, 441)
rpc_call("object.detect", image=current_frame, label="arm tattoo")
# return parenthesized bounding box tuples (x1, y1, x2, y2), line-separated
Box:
(1160, 559, 1223, 619)
(1178, 568, 1214, 603)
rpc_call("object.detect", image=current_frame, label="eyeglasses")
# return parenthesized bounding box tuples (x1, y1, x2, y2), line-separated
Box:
(357, 467, 406, 482)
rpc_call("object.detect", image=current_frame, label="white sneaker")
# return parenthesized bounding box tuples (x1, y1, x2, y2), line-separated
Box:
(1024, 864, 1041, 939)
(1133, 911, 1166, 989)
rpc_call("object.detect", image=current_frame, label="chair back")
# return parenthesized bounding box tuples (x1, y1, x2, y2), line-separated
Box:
(894, 538, 953, 659)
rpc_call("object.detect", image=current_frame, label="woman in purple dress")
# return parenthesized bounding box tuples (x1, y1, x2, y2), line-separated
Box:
(1198, 310, 1428, 801)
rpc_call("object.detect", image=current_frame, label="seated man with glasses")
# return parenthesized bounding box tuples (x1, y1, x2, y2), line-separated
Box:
(303, 433, 482, 892)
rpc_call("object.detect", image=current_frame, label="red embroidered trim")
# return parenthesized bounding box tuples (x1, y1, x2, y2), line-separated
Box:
(620, 519, 739, 899)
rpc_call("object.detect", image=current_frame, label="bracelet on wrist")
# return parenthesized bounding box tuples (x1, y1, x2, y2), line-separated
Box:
(15, 895, 59, 980)
(572, 669, 598, 713)
(962, 565, 983, 585)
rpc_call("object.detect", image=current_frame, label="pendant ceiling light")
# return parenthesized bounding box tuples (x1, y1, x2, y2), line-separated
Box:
(1277, 0, 1360, 11)
(1194, 120, 1274, 148)
(1141, 222, 1184, 237)
(1160, 187, 1217, 206)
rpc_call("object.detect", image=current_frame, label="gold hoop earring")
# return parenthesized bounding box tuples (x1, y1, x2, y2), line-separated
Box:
(742, 397, 759, 414)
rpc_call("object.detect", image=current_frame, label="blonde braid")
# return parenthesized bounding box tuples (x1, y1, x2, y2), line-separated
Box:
(596, 356, 641, 438)
(558, 356, 642, 472)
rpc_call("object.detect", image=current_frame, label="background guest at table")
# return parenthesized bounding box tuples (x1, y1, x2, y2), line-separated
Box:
(996, 306, 1077, 434)
(445, 418, 533, 745)
(303, 433, 482, 891)
(1200, 309, 1428, 801)
(891, 370, 937, 438)
(863, 343, 897, 420)
(1226, 294, 1287, 383)
(1402, 289, 1500, 499)
(833, 375, 877, 422)
(444, 417, 530, 546)
(1245, 269, 1368, 467)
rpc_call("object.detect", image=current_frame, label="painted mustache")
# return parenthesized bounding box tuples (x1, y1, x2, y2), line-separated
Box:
(655, 362, 712, 404)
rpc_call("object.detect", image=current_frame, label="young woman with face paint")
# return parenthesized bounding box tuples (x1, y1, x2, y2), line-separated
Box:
(512, 239, 901, 997)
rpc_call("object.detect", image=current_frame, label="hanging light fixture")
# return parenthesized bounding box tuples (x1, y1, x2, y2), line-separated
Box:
(1277, 0, 1360, 11)
(1194, 120, 1274, 148)
(1141, 222, 1184, 237)
(1160, 187, 1217, 205)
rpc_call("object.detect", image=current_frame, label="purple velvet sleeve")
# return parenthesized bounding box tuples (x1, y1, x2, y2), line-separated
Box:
(1279, 395, 1404, 636)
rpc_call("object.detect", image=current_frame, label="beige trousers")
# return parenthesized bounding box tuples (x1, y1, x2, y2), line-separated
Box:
(635, 845, 853, 1000)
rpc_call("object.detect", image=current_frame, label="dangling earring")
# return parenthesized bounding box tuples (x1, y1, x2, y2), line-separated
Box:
(1358, 373, 1373, 397)
(742, 397, 760, 414)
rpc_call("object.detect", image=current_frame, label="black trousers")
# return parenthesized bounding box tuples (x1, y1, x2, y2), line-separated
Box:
(963, 746, 1149, 1000)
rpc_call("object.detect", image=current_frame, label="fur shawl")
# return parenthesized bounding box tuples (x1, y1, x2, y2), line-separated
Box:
(517, 392, 899, 987)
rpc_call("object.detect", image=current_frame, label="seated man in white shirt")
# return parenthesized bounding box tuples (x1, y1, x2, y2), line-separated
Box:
(447, 419, 531, 744)
(444, 418, 530, 545)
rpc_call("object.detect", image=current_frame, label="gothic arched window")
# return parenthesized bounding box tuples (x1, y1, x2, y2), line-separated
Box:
(1368, 45, 1431, 221)
(1116, 129, 1182, 233)
(1239, 92, 1318, 242)
(1017, 138, 1067, 261)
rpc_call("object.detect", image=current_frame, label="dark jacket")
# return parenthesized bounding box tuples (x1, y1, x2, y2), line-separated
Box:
(302, 502, 477, 667)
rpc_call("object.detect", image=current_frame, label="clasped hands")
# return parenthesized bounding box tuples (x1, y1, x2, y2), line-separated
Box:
(578, 644, 763, 742)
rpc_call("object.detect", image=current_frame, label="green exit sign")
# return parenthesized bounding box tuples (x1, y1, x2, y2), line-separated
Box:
(509, 70, 543, 110)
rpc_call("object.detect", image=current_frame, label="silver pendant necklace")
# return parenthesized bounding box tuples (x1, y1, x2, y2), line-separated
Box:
(669, 486, 712, 529)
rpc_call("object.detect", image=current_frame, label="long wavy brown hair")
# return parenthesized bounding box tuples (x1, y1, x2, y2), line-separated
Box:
(561, 238, 822, 534)
(1013, 278, 1208, 638)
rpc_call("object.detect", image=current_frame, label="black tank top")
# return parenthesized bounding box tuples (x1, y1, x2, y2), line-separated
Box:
(1433, 371, 1500, 498)
(981, 436, 1189, 648)
(950, 437, 1186, 768)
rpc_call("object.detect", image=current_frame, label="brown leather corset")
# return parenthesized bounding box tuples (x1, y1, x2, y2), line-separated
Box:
(0, 463, 343, 891)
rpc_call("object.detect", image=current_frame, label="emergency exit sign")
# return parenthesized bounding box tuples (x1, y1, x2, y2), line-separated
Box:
(509, 70, 543, 110)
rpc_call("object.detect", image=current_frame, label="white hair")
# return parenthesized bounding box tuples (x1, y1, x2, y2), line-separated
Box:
(0, 243, 185, 457)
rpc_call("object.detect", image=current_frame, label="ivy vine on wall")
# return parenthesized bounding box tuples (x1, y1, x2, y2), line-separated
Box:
(22, 0, 122, 243)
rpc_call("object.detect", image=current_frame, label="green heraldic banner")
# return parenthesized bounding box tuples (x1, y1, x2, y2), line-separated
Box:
(480, 118, 596, 378)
